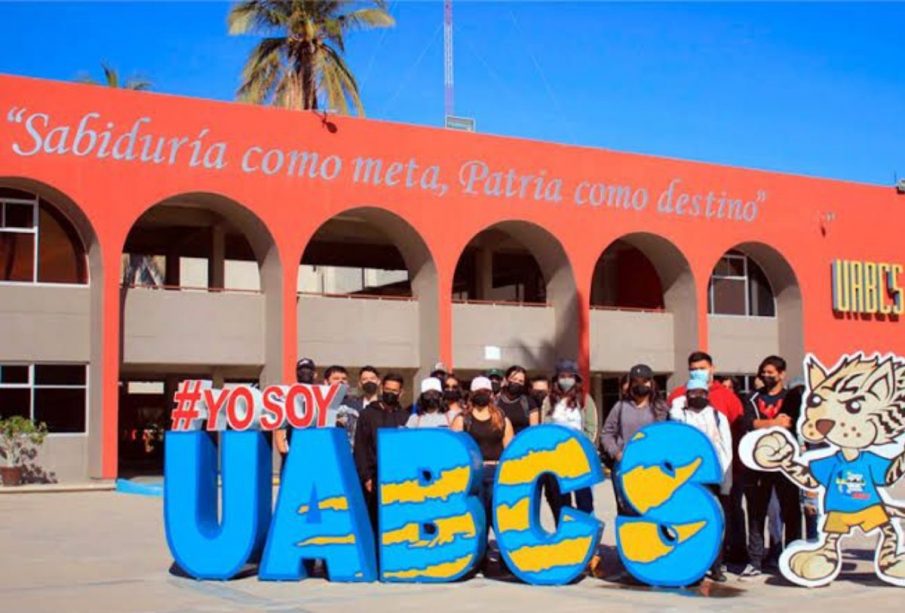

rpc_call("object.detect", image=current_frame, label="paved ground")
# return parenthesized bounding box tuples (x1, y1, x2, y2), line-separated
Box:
(1, 483, 902, 612)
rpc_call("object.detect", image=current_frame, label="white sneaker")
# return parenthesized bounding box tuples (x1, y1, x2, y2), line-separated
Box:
(738, 564, 762, 578)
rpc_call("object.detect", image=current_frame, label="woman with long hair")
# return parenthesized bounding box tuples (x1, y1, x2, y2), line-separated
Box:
(542, 359, 599, 513)
(452, 376, 514, 530)
(441, 373, 466, 424)
(497, 365, 541, 435)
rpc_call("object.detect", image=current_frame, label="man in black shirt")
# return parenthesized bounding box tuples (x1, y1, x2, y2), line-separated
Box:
(740, 355, 802, 577)
(353, 372, 408, 533)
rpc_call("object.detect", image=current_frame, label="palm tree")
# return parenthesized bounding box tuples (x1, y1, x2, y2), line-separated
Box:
(228, 0, 394, 116)
(78, 62, 151, 90)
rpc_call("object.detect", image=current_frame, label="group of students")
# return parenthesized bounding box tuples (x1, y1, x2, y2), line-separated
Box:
(277, 350, 806, 583)
(603, 351, 808, 582)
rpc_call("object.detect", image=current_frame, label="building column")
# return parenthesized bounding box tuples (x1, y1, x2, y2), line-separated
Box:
(209, 223, 226, 289)
(474, 247, 493, 300)
(93, 242, 124, 480)
(165, 247, 180, 287)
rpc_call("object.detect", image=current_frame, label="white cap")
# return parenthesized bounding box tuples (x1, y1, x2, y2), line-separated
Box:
(420, 377, 442, 394)
(470, 376, 492, 392)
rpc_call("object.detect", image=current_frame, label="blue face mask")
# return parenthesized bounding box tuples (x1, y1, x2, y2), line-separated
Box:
(690, 368, 710, 383)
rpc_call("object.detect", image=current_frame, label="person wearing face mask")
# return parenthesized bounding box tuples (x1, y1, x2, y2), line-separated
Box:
(485, 369, 504, 397)
(452, 377, 514, 544)
(275, 357, 320, 467)
(541, 359, 599, 514)
(669, 379, 733, 583)
(739, 355, 802, 579)
(442, 374, 466, 423)
(406, 377, 451, 428)
(354, 373, 409, 533)
(529, 375, 549, 408)
(668, 351, 747, 566)
(601, 364, 668, 516)
(497, 365, 541, 435)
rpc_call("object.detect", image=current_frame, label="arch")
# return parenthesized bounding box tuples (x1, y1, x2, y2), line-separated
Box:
(707, 241, 803, 379)
(589, 232, 697, 383)
(0, 177, 102, 482)
(298, 206, 439, 377)
(451, 220, 579, 371)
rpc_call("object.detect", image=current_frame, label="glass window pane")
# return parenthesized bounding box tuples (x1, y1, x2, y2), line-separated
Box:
(37, 203, 88, 284)
(0, 232, 35, 281)
(711, 277, 747, 315)
(748, 258, 776, 317)
(4, 203, 35, 228)
(0, 388, 31, 420)
(0, 365, 29, 384)
(33, 388, 86, 433)
(34, 364, 86, 386)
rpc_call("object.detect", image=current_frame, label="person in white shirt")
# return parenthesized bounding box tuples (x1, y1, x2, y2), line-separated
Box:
(406, 377, 453, 428)
(669, 378, 732, 583)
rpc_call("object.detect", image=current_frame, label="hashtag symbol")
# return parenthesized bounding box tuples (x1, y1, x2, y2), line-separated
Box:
(171, 380, 202, 431)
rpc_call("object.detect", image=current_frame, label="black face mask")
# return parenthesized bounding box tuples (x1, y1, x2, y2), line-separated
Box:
(297, 369, 315, 384)
(761, 376, 779, 390)
(382, 391, 399, 406)
(531, 392, 547, 406)
(490, 381, 502, 395)
(443, 389, 462, 402)
(421, 394, 441, 410)
(507, 383, 525, 397)
(631, 384, 651, 398)
(688, 396, 709, 410)
(361, 381, 379, 397)
(472, 393, 492, 407)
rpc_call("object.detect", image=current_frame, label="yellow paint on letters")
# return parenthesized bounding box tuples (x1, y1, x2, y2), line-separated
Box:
(297, 496, 349, 515)
(495, 498, 531, 532)
(296, 534, 356, 546)
(617, 520, 705, 563)
(497, 438, 591, 486)
(620, 458, 702, 514)
(507, 536, 594, 572)
(382, 512, 476, 547)
(381, 466, 471, 505)
(382, 554, 473, 579)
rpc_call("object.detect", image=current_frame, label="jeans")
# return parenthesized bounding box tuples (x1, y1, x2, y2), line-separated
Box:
(709, 484, 725, 574)
(480, 463, 498, 535)
(611, 471, 638, 517)
(722, 478, 748, 563)
(744, 471, 802, 570)
(540, 473, 563, 525)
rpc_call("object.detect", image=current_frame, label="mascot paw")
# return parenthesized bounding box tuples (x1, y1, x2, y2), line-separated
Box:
(753, 432, 794, 470)
(789, 549, 838, 583)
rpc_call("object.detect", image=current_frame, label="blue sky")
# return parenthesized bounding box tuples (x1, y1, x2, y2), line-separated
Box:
(0, 1, 903, 185)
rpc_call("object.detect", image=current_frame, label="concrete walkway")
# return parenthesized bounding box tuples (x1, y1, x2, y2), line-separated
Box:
(0, 483, 901, 612)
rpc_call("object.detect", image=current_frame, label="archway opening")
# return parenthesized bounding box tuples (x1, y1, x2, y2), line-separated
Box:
(298, 208, 438, 404)
(707, 243, 803, 387)
(119, 193, 280, 476)
(588, 233, 697, 415)
(451, 221, 578, 379)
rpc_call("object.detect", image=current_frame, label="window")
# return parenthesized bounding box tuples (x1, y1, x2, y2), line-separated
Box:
(708, 251, 776, 317)
(0, 364, 87, 433)
(0, 188, 88, 284)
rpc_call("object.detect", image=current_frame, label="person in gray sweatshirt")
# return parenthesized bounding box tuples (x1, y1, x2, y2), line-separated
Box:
(601, 364, 668, 516)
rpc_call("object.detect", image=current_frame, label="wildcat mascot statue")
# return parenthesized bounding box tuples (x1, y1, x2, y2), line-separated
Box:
(739, 353, 905, 587)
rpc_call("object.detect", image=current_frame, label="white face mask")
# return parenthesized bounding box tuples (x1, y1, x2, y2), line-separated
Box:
(690, 368, 710, 383)
(558, 377, 576, 392)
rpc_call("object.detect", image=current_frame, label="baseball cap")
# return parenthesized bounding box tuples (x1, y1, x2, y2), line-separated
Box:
(485, 369, 504, 380)
(470, 376, 493, 392)
(296, 357, 316, 371)
(420, 377, 442, 394)
(629, 364, 654, 380)
(555, 359, 579, 376)
(687, 378, 709, 392)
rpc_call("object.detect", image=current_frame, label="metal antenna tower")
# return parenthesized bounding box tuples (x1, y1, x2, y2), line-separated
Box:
(444, 0, 454, 119)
